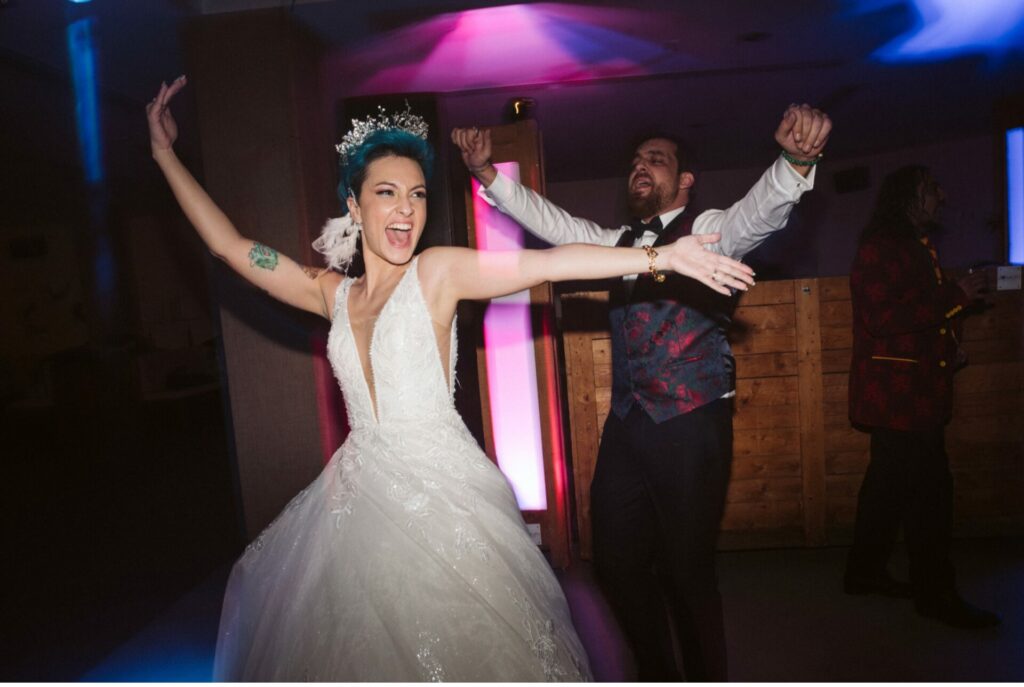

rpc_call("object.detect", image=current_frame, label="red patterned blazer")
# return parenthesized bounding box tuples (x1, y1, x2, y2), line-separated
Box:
(848, 234, 972, 431)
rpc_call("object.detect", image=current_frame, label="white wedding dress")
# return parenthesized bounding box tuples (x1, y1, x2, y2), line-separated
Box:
(213, 258, 591, 681)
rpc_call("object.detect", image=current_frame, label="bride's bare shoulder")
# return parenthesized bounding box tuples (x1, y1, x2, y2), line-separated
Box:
(318, 268, 346, 318)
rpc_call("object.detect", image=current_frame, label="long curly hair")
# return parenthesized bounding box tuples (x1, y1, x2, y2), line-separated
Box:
(313, 129, 435, 273)
(860, 164, 930, 244)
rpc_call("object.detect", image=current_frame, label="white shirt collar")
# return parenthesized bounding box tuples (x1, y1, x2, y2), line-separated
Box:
(657, 206, 686, 229)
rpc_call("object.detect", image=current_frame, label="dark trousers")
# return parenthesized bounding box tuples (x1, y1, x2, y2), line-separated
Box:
(845, 426, 956, 598)
(591, 400, 733, 681)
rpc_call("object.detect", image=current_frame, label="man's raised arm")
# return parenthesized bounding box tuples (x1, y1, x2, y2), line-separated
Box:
(694, 103, 831, 259)
(451, 127, 624, 248)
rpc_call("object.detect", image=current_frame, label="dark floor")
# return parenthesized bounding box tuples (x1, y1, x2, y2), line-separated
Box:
(69, 537, 1024, 682)
(4, 389, 241, 682)
(5, 381, 1022, 682)
(717, 539, 1022, 682)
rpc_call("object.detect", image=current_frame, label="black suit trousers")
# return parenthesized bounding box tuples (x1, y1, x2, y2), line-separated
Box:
(591, 399, 733, 681)
(845, 426, 957, 598)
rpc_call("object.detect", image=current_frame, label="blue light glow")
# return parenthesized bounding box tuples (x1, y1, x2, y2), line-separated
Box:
(1008, 127, 1024, 265)
(866, 0, 1024, 62)
(66, 18, 104, 184)
(93, 229, 116, 302)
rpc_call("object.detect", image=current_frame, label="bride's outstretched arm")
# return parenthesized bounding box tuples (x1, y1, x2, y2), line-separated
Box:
(421, 235, 754, 304)
(148, 77, 334, 318)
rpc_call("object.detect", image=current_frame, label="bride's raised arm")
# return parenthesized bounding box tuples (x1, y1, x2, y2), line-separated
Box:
(148, 77, 336, 319)
(420, 235, 754, 305)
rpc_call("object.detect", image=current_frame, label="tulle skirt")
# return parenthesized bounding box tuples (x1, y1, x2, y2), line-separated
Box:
(213, 419, 591, 681)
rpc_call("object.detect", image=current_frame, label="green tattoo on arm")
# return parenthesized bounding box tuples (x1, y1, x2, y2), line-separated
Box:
(249, 242, 279, 271)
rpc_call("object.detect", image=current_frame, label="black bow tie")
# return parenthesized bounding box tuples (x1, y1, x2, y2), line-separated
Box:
(626, 215, 663, 242)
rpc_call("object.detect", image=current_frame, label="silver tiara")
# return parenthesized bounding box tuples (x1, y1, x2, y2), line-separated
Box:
(335, 104, 429, 163)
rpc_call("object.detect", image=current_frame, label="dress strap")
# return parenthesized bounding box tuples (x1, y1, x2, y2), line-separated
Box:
(331, 276, 353, 321)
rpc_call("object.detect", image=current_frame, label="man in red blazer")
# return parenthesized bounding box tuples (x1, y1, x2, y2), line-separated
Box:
(845, 165, 1000, 628)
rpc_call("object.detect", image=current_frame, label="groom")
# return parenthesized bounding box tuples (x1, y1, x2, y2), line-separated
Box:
(453, 104, 830, 680)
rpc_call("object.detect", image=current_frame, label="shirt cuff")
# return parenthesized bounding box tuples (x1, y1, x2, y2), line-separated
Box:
(773, 153, 816, 193)
(477, 170, 515, 208)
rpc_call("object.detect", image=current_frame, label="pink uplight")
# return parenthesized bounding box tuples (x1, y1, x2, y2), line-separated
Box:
(332, 3, 691, 96)
(473, 162, 547, 510)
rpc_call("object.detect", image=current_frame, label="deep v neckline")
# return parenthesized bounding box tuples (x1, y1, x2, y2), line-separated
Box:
(344, 262, 417, 425)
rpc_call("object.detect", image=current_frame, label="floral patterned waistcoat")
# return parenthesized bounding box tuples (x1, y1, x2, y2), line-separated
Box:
(608, 210, 738, 423)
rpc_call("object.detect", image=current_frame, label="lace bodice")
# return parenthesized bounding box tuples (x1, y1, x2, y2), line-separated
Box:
(327, 258, 458, 431)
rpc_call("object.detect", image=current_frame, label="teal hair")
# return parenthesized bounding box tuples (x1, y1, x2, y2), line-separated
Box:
(337, 128, 434, 211)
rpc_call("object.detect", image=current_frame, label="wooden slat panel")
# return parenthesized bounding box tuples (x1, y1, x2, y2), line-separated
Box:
(825, 473, 864, 499)
(825, 499, 858, 526)
(827, 448, 871, 475)
(735, 351, 799, 378)
(822, 373, 848, 402)
(734, 427, 802, 457)
(730, 331, 798, 355)
(732, 403, 801, 431)
(591, 337, 612, 366)
(820, 300, 852, 325)
(735, 375, 800, 406)
(818, 277, 850, 301)
(953, 389, 1024, 418)
(736, 280, 795, 306)
(948, 445, 1024, 469)
(960, 297, 1024, 341)
(821, 325, 853, 350)
(733, 303, 798, 330)
(952, 361, 1023, 393)
(947, 415, 1024, 444)
(825, 425, 871, 452)
(727, 477, 803, 503)
(594, 387, 611, 428)
(563, 330, 600, 560)
(961, 337, 1021, 364)
(821, 348, 851, 374)
(823, 404, 851, 430)
(731, 454, 802, 479)
(558, 282, 1022, 553)
(796, 278, 826, 546)
(721, 501, 803, 530)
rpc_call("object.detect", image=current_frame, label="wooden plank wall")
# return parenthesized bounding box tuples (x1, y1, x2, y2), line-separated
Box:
(560, 279, 1024, 558)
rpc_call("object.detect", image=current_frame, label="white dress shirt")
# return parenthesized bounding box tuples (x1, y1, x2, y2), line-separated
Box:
(478, 155, 815, 262)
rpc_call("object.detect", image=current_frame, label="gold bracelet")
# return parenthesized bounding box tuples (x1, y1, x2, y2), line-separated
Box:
(642, 245, 665, 283)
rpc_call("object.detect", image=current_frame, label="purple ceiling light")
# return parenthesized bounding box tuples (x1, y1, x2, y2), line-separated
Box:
(859, 0, 1024, 61)
(333, 3, 698, 96)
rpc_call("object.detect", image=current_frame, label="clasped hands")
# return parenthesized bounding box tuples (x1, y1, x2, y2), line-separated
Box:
(775, 103, 831, 171)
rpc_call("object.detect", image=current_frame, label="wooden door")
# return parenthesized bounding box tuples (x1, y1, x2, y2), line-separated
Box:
(459, 120, 572, 567)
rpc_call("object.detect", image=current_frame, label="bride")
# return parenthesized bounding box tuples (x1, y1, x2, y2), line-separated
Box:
(147, 76, 754, 681)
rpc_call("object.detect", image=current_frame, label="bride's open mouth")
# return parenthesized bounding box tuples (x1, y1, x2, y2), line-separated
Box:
(385, 222, 413, 247)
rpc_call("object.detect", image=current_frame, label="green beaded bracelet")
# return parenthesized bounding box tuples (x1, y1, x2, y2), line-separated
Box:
(781, 150, 823, 166)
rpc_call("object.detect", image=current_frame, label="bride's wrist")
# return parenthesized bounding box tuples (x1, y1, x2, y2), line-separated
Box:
(641, 245, 667, 282)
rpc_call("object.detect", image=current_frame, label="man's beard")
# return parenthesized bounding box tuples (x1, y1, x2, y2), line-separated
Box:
(628, 183, 671, 219)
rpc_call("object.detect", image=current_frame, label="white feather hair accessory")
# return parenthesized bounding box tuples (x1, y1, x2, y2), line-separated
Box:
(312, 215, 360, 273)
